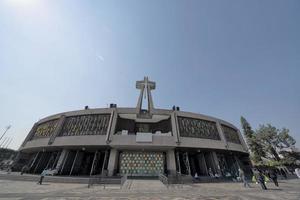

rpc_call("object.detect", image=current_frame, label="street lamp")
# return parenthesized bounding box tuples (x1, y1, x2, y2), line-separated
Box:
(0, 125, 12, 142)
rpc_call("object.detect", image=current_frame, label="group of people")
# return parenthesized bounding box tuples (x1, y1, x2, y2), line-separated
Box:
(193, 167, 297, 190)
(238, 168, 289, 190)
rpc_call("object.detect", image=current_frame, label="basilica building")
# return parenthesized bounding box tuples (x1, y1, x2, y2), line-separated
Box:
(14, 77, 251, 179)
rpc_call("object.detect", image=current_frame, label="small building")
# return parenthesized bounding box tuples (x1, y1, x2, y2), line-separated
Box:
(13, 77, 251, 178)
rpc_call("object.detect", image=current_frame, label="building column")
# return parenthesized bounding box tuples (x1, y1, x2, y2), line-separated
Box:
(183, 152, 191, 175)
(197, 153, 208, 175)
(107, 149, 118, 176)
(106, 109, 117, 144)
(211, 152, 221, 175)
(216, 121, 228, 149)
(11, 151, 22, 171)
(171, 112, 180, 144)
(136, 86, 145, 114)
(176, 151, 181, 174)
(237, 130, 249, 152)
(55, 149, 69, 172)
(29, 152, 40, 172)
(70, 150, 79, 176)
(21, 123, 38, 147)
(166, 149, 176, 176)
(101, 150, 109, 175)
(48, 115, 66, 145)
(89, 151, 98, 176)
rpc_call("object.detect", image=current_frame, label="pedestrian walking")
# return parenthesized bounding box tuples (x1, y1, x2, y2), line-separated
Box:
(267, 169, 279, 187)
(253, 169, 267, 190)
(37, 169, 47, 185)
(238, 168, 250, 188)
(295, 168, 300, 178)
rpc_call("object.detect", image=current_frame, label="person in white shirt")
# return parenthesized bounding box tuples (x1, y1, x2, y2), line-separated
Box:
(295, 168, 300, 178)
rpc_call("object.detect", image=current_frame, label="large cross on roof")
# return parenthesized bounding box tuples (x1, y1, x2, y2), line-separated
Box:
(136, 77, 156, 117)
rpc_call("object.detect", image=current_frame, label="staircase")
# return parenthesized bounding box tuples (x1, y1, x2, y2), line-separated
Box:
(122, 179, 167, 191)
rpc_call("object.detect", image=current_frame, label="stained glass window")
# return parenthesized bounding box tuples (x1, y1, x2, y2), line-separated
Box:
(119, 152, 164, 176)
(221, 124, 241, 144)
(178, 117, 220, 140)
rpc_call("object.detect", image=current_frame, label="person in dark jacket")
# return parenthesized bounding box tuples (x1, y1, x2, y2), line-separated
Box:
(253, 169, 267, 190)
(267, 169, 279, 187)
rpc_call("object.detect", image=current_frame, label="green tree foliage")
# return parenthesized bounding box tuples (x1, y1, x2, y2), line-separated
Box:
(278, 128, 296, 148)
(256, 124, 281, 161)
(256, 124, 296, 164)
(240, 117, 265, 164)
(240, 118, 297, 166)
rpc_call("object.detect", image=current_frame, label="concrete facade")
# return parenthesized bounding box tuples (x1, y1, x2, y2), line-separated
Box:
(15, 77, 250, 178)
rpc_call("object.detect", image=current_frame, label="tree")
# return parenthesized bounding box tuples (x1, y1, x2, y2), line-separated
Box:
(277, 128, 296, 149)
(256, 124, 280, 161)
(256, 124, 296, 163)
(240, 116, 265, 164)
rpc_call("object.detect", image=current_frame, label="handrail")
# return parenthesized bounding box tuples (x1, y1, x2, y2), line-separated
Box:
(88, 175, 127, 189)
(120, 174, 127, 189)
(158, 173, 169, 188)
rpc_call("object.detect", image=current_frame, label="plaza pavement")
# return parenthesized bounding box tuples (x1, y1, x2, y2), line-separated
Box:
(0, 177, 300, 200)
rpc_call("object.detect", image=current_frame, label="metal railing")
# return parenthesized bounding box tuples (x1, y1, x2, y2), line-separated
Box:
(158, 173, 169, 188)
(88, 174, 127, 189)
(159, 172, 186, 188)
(120, 174, 127, 188)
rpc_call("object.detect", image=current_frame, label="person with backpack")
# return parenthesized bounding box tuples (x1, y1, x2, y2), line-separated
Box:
(253, 168, 267, 190)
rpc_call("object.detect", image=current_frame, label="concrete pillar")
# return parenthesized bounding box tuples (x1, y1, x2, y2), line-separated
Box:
(48, 115, 66, 145)
(89, 151, 98, 176)
(237, 130, 249, 152)
(101, 150, 109, 175)
(11, 151, 22, 171)
(33, 152, 44, 173)
(29, 152, 40, 172)
(107, 149, 118, 176)
(171, 112, 180, 144)
(55, 149, 69, 172)
(136, 86, 145, 114)
(216, 121, 228, 149)
(234, 155, 244, 170)
(183, 152, 191, 175)
(211, 152, 221, 175)
(166, 149, 176, 175)
(197, 153, 208, 175)
(106, 109, 117, 144)
(190, 157, 196, 176)
(176, 151, 181, 173)
(70, 150, 79, 176)
(21, 123, 38, 147)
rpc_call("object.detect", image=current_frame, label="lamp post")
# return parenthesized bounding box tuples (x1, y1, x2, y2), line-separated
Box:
(0, 125, 11, 142)
(5, 138, 13, 149)
(0, 137, 8, 148)
(2, 138, 11, 149)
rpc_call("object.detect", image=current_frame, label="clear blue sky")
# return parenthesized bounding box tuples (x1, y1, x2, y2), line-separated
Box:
(0, 0, 299, 150)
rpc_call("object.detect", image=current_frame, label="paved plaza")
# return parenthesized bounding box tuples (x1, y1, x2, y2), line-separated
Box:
(0, 178, 300, 200)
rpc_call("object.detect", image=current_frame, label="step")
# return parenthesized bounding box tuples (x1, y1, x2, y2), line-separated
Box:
(128, 179, 167, 191)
